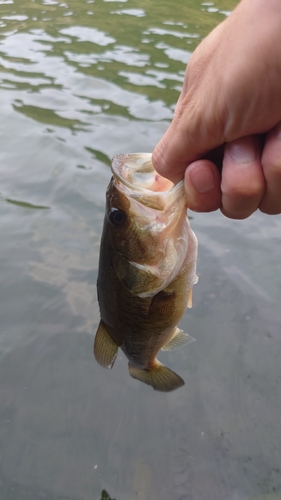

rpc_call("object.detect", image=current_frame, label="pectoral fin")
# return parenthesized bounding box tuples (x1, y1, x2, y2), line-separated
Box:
(161, 328, 195, 351)
(128, 361, 184, 392)
(94, 320, 118, 369)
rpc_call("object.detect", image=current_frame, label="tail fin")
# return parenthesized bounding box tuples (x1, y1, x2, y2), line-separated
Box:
(128, 362, 184, 392)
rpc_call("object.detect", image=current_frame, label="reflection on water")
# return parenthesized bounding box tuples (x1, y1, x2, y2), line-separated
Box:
(0, 0, 281, 499)
(101, 491, 115, 500)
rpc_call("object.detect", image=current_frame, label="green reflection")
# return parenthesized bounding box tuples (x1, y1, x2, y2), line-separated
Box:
(0, 0, 239, 119)
(13, 103, 87, 129)
(100, 490, 116, 500)
(85, 147, 111, 166)
(6, 198, 50, 210)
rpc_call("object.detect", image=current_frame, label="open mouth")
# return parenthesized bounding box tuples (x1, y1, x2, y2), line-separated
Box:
(112, 153, 174, 192)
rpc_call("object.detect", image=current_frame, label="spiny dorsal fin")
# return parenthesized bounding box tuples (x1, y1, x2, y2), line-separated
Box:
(94, 320, 118, 369)
(128, 362, 184, 392)
(161, 327, 195, 351)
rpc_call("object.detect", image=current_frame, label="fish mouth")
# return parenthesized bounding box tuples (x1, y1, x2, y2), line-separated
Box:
(112, 153, 184, 211)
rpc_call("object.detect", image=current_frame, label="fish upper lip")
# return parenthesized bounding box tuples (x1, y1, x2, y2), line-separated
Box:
(112, 171, 185, 212)
(111, 152, 184, 197)
(113, 169, 183, 195)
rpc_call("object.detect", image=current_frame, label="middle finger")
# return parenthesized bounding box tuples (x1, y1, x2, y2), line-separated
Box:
(221, 135, 265, 219)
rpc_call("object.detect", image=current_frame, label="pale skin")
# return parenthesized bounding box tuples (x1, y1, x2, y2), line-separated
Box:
(152, 0, 281, 219)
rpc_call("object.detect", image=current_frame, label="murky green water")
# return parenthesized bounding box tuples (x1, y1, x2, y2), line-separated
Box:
(0, 0, 281, 499)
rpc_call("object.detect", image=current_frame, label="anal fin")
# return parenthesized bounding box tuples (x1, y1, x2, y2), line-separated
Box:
(161, 327, 195, 351)
(129, 362, 184, 392)
(94, 320, 118, 369)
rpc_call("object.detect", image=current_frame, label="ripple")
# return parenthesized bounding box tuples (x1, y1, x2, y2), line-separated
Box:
(144, 27, 200, 40)
(60, 26, 115, 46)
(0, 33, 171, 122)
(0, 71, 52, 87)
(2, 15, 29, 21)
(112, 8, 146, 17)
(146, 68, 184, 84)
(118, 71, 165, 89)
(163, 21, 187, 27)
(220, 10, 231, 17)
(155, 42, 192, 64)
(64, 45, 149, 67)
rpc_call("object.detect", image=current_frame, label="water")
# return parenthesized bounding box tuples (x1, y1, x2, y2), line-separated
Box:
(0, 0, 281, 499)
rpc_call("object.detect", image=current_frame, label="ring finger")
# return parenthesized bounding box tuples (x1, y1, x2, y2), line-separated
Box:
(259, 122, 281, 214)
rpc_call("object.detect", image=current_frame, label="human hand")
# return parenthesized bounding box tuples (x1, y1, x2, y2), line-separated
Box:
(152, 0, 281, 218)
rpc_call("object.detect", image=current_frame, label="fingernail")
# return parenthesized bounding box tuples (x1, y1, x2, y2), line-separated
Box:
(189, 166, 215, 193)
(228, 139, 257, 164)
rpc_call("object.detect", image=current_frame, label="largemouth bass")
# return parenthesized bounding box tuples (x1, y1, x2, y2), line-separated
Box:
(94, 153, 198, 392)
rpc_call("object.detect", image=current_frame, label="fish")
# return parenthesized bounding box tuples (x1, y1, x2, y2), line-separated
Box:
(94, 153, 198, 392)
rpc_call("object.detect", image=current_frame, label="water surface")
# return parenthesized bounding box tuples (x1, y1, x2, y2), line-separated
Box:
(0, 1, 281, 499)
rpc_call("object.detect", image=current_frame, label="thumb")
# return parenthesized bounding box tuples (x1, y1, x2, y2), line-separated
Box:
(152, 96, 224, 183)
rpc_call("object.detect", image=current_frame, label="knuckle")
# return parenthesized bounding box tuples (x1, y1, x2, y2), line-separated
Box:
(188, 193, 221, 213)
(259, 205, 281, 215)
(221, 207, 255, 220)
(222, 178, 264, 201)
(259, 195, 281, 215)
(262, 156, 281, 176)
(221, 178, 264, 219)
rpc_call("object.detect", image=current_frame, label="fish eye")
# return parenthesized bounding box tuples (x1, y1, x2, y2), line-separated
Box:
(108, 208, 126, 227)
